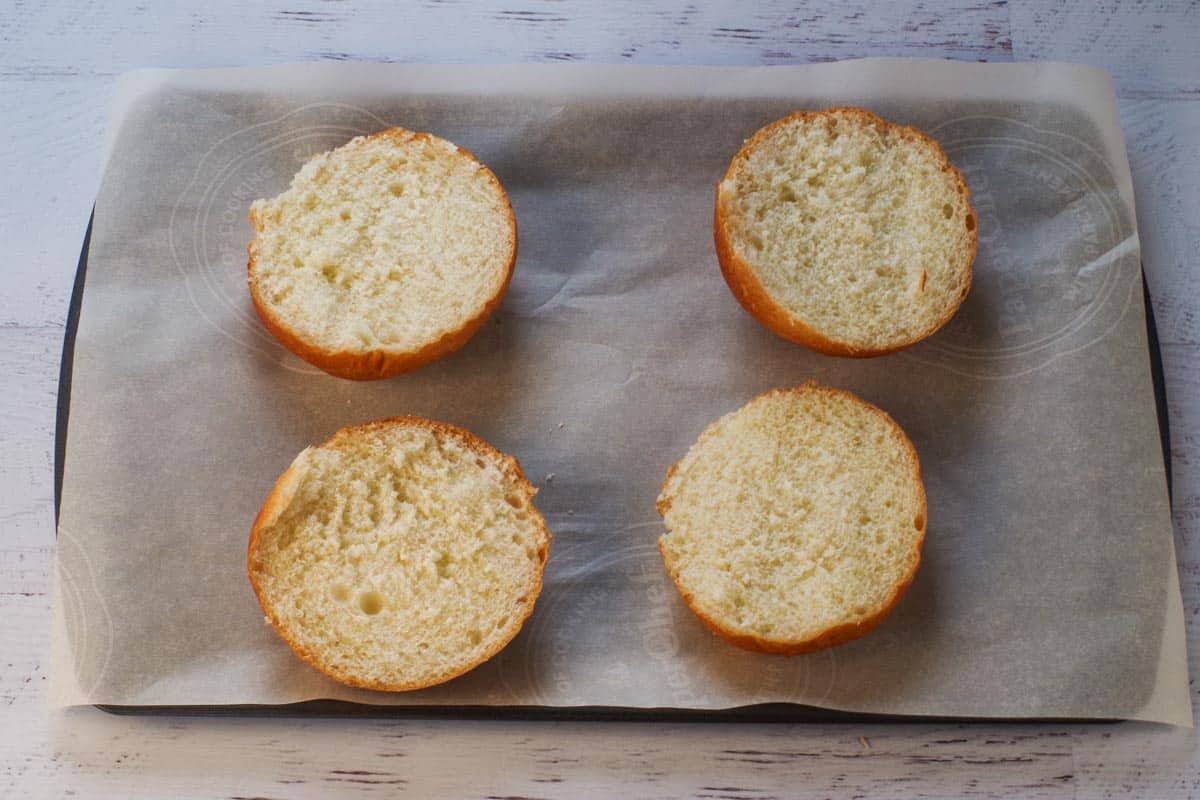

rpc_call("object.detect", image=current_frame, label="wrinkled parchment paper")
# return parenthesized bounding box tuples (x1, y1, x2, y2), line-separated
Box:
(52, 60, 1190, 724)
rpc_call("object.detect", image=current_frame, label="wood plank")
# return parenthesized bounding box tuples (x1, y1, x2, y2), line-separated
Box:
(0, 0, 1012, 78)
(3, 0, 1200, 795)
(1011, 1, 1200, 97)
(0, 78, 109, 327)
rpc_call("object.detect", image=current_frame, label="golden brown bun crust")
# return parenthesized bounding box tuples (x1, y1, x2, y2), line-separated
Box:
(656, 382, 927, 656)
(714, 107, 977, 358)
(247, 416, 551, 692)
(247, 128, 518, 381)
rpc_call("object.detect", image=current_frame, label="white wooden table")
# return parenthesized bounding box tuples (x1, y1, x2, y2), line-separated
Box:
(3, 2, 1198, 796)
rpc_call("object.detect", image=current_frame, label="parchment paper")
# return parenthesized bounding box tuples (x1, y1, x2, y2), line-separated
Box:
(51, 60, 1190, 724)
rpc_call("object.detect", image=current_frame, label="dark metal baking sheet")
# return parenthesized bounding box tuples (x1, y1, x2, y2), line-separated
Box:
(56, 210, 1166, 722)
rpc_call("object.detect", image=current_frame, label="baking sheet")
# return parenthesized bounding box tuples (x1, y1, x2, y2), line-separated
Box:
(51, 60, 1190, 724)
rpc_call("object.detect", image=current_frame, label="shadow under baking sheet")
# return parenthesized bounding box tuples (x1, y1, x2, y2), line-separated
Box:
(57, 210, 1169, 722)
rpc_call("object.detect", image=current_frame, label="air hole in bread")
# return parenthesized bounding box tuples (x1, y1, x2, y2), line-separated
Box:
(505, 494, 525, 510)
(435, 552, 453, 579)
(357, 591, 385, 615)
(468, 630, 482, 646)
(331, 583, 351, 603)
(914, 513, 925, 532)
(965, 213, 976, 231)
(941, 203, 953, 219)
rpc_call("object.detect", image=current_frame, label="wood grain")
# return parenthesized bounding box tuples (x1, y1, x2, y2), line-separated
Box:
(0, 1, 1012, 75)
(0, 78, 110, 327)
(1011, 1, 1200, 97)
(2, 0, 1199, 796)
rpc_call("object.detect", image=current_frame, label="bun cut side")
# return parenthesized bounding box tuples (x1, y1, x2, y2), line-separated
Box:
(657, 383, 926, 655)
(248, 417, 550, 691)
(248, 128, 517, 380)
(715, 107, 976, 356)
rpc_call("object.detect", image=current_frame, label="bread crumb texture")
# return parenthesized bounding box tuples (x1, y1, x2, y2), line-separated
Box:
(248, 129, 515, 364)
(248, 418, 549, 691)
(657, 383, 925, 654)
(717, 107, 975, 354)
